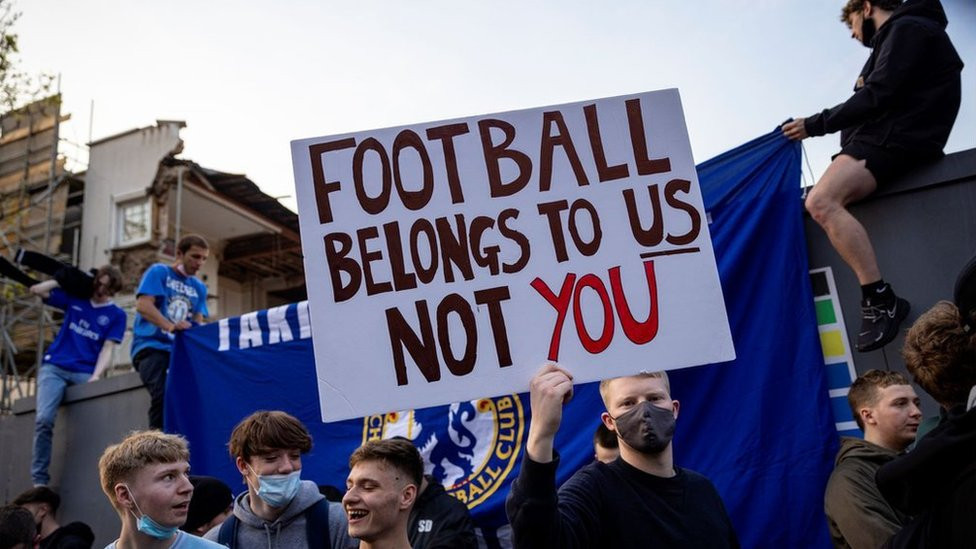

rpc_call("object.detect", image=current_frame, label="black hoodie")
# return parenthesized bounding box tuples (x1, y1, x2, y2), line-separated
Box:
(40, 521, 95, 549)
(804, 0, 963, 156)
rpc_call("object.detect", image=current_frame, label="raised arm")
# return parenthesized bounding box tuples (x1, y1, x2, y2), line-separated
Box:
(526, 363, 575, 463)
(29, 279, 60, 300)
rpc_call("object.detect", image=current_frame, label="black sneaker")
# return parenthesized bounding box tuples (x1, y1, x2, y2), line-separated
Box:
(856, 297, 910, 352)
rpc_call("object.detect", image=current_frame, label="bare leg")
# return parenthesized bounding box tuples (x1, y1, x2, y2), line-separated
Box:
(805, 155, 881, 285)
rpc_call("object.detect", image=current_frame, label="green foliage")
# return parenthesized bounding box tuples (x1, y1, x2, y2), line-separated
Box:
(0, 0, 52, 114)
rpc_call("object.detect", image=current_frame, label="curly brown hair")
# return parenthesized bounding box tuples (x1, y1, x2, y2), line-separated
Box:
(840, 0, 903, 24)
(902, 301, 976, 408)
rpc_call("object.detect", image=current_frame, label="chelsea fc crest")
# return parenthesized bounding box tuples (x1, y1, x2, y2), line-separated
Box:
(362, 394, 524, 508)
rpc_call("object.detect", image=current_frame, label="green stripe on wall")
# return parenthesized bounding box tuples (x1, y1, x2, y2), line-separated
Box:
(815, 298, 836, 325)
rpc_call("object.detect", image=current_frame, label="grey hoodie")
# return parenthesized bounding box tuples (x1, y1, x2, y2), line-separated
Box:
(205, 480, 356, 549)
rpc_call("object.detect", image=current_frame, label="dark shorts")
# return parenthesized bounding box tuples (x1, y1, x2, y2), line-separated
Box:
(834, 141, 939, 186)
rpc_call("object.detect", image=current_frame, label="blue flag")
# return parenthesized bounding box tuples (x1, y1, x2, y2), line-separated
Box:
(167, 128, 835, 548)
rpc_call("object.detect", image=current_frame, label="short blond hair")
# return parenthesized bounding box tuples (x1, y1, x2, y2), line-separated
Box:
(98, 430, 190, 510)
(599, 371, 670, 408)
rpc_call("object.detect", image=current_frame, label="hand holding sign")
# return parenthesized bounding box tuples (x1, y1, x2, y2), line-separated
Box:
(526, 363, 575, 463)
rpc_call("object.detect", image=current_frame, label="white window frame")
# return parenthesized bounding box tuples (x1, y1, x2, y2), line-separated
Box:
(112, 191, 152, 248)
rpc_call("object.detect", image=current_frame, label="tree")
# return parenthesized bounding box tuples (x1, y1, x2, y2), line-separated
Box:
(0, 0, 51, 113)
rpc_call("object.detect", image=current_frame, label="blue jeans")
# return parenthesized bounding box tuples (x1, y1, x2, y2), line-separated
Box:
(31, 362, 90, 485)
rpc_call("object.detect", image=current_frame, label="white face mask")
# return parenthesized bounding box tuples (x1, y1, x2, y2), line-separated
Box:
(123, 484, 179, 540)
(247, 465, 302, 507)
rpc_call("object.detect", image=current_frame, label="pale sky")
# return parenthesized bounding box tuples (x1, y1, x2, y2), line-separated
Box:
(16, 1, 976, 212)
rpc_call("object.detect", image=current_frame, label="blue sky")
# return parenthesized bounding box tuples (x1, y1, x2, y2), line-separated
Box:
(16, 0, 975, 210)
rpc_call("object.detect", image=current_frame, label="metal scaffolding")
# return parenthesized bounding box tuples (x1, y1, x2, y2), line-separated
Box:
(0, 94, 81, 411)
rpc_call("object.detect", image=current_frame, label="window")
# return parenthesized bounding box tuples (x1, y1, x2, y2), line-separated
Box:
(116, 197, 151, 246)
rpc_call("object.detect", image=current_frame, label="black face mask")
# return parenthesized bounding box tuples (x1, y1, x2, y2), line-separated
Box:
(610, 401, 676, 454)
(860, 16, 877, 48)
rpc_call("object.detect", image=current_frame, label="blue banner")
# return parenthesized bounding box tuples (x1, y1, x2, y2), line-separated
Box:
(167, 128, 835, 548)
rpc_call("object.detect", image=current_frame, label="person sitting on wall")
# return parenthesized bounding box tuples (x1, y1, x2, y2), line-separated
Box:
(782, 0, 963, 353)
(29, 266, 127, 487)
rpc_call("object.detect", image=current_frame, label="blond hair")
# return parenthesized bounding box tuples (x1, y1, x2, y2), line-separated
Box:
(98, 430, 190, 510)
(599, 371, 670, 408)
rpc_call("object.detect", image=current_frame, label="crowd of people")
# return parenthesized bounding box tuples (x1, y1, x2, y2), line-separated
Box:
(1, 0, 973, 547)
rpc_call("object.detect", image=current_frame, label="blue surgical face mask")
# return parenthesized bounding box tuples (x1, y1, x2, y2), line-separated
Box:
(248, 466, 302, 508)
(123, 484, 179, 540)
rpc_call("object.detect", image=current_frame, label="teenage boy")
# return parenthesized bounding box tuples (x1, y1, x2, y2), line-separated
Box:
(343, 439, 422, 549)
(131, 235, 210, 430)
(823, 370, 921, 548)
(30, 266, 126, 486)
(204, 411, 355, 549)
(98, 430, 224, 548)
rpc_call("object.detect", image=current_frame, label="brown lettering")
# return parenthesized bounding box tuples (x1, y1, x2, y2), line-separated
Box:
(309, 138, 356, 224)
(584, 104, 628, 182)
(478, 119, 532, 198)
(426, 123, 471, 204)
(537, 200, 571, 263)
(437, 294, 477, 377)
(382, 221, 417, 291)
(357, 226, 393, 296)
(625, 98, 671, 176)
(352, 138, 393, 215)
(539, 110, 589, 192)
(623, 186, 664, 247)
(435, 215, 475, 283)
(387, 301, 440, 386)
(474, 286, 513, 367)
(664, 178, 702, 245)
(323, 232, 361, 303)
(392, 130, 434, 210)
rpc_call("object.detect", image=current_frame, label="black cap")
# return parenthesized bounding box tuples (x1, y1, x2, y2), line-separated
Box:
(182, 476, 233, 533)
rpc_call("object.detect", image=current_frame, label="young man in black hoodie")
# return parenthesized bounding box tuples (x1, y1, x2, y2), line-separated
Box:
(12, 487, 93, 549)
(782, 0, 963, 353)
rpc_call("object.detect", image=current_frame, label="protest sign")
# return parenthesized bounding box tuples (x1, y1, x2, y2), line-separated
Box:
(292, 89, 734, 421)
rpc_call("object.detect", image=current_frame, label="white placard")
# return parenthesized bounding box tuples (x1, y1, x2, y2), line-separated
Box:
(292, 89, 735, 421)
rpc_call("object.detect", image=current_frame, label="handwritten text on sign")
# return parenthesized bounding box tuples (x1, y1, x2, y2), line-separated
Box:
(292, 90, 734, 421)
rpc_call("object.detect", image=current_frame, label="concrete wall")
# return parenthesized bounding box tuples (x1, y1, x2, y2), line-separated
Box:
(804, 148, 976, 416)
(81, 122, 184, 271)
(0, 373, 149, 547)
